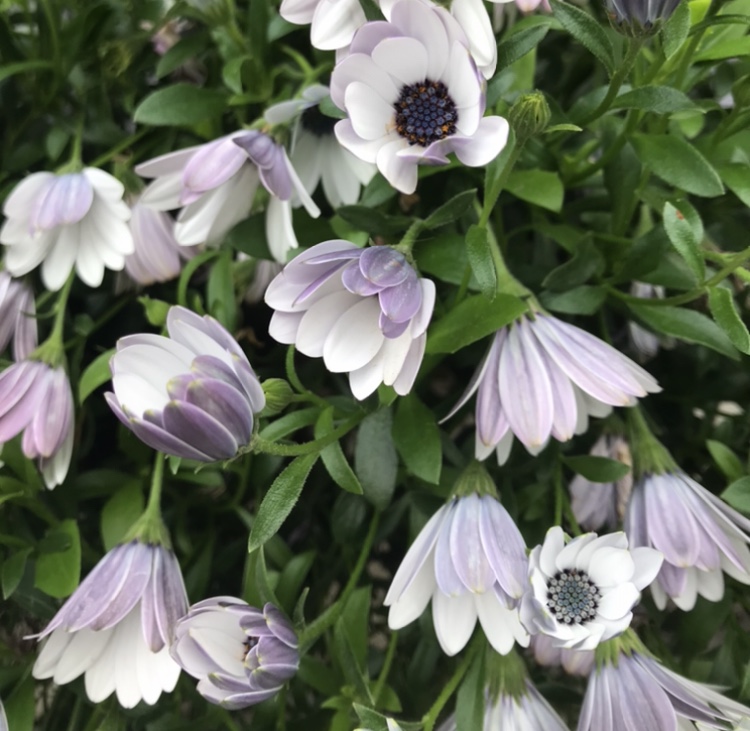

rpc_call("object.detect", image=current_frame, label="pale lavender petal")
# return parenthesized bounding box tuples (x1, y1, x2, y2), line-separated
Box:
(29, 173, 94, 232)
(449, 495, 495, 593)
(379, 313, 411, 339)
(434, 504, 465, 596)
(124, 409, 217, 461)
(342, 261, 385, 296)
(479, 496, 528, 599)
(617, 655, 678, 731)
(379, 269, 422, 323)
(161, 401, 239, 460)
(475, 331, 508, 449)
(359, 247, 411, 287)
(181, 136, 248, 204)
(234, 132, 294, 200)
(184, 379, 254, 447)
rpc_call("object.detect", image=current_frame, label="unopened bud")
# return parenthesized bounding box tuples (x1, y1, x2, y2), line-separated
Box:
(261, 379, 294, 415)
(604, 0, 681, 37)
(508, 91, 551, 142)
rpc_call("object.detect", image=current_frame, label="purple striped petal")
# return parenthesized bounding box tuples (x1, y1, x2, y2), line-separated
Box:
(475, 331, 508, 448)
(342, 260, 385, 295)
(434, 504, 465, 596)
(478, 496, 528, 599)
(181, 136, 248, 204)
(449, 494, 495, 594)
(379, 312, 411, 339)
(0, 362, 49, 442)
(617, 655, 677, 731)
(162, 401, 239, 460)
(29, 173, 93, 232)
(263, 603, 298, 648)
(379, 269, 422, 323)
(358, 247, 410, 287)
(127, 411, 217, 461)
(185, 379, 254, 447)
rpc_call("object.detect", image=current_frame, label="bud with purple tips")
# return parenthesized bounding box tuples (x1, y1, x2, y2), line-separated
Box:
(170, 598, 299, 710)
(106, 305, 265, 461)
(605, 0, 682, 36)
(265, 241, 435, 400)
(0, 271, 37, 361)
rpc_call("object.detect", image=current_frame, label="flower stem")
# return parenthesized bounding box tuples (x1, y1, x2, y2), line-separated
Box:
(89, 127, 150, 168)
(125, 452, 170, 546)
(30, 272, 75, 368)
(625, 406, 676, 477)
(373, 629, 399, 704)
(250, 415, 363, 456)
(479, 142, 522, 230)
(396, 220, 424, 256)
(285, 346, 328, 408)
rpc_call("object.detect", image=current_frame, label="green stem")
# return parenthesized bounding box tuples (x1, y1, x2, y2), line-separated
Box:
(30, 273, 75, 367)
(373, 630, 399, 704)
(625, 406, 676, 477)
(89, 128, 150, 168)
(250, 415, 362, 456)
(479, 143, 522, 229)
(485, 214, 530, 299)
(298, 511, 379, 652)
(577, 38, 645, 127)
(125, 452, 170, 545)
(396, 220, 424, 256)
(285, 346, 328, 408)
(421, 637, 481, 731)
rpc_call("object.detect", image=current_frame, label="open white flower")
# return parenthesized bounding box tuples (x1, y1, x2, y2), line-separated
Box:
(0, 169, 134, 291)
(280, 0, 367, 50)
(521, 527, 663, 651)
(330, 0, 509, 194)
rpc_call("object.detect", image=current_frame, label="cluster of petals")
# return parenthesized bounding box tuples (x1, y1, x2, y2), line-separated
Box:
(384, 493, 530, 656)
(570, 435, 633, 532)
(0, 168, 134, 291)
(136, 130, 319, 262)
(531, 634, 594, 677)
(266, 241, 434, 400)
(330, 0, 509, 194)
(32, 540, 188, 709)
(265, 84, 376, 208)
(521, 527, 663, 651)
(106, 306, 265, 461)
(444, 313, 661, 465)
(0, 271, 37, 361)
(579, 650, 750, 731)
(0, 360, 74, 488)
(626, 470, 750, 611)
(171, 597, 299, 710)
(439, 681, 570, 731)
(605, 0, 681, 27)
(280, 0, 366, 50)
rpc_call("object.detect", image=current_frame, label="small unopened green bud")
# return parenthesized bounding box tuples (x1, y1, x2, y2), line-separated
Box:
(731, 75, 750, 109)
(451, 460, 498, 499)
(508, 92, 551, 142)
(261, 379, 294, 415)
(605, 0, 681, 37)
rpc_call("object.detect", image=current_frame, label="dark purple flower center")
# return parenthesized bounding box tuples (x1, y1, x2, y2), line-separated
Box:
(394, 80, 457, 147)
(546, 569, 600, 625)
(242, 636, 259, 660)
(301, 104, 337, 137)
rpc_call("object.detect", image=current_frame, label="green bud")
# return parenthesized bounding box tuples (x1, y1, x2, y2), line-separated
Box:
(507, 92, 551, 142)
(138, 296, 171, 328)
(261, 378, 294, 415)
(451, 460, 498, 499)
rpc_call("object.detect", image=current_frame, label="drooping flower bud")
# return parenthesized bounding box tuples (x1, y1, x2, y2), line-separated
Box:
(605, 0, 682, 37)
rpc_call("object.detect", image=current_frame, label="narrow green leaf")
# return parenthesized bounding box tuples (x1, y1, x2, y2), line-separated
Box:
(275, 550, 316, 613)
(540, 285, 606, 315)
(662, 201, 704, 280)
(138, 296, 171, 327)
(337, 205, 410, 235)
(695, 37, 750, 62)
(544, 123, 583, 134)
(101, 482, 144, 551)
(315, 408, 363, 495)
(708, 287, 750, 355)
(0, 59, 54, 83)
(4, 675, 35, 731)
(426, 294, 527, 354)
(497, 23, 551, 69)
(628, 303, 739, 360)
(563, 455, 630, 483)
(2, 547, 32, 600)
(465, 224, 497, 299)
(423, 189, 477, 229)
(248, 453, 319, 553)
(661, 0, 691, 59)
(34, 520, 81, 598)
(721, 477, 750, 515)
(506, 169, 564, 212)
(631, 134, 724, 198)
(707, 440, 745, 482)
(355, 409, 398, 510)
(542, 238, 603, 291)
(334, 617, 374, 704)
(155, 34, 209, 78)
(79, 348, 115, 404)
(392, 394, 442, 484)
(134, 83, 228, 126)
(549, 0, 615, 74)
(456, 644, 486, 731)
(612, 86, 697, 114)
(206, 246, 237, 331)
(716, 163, 750, 207)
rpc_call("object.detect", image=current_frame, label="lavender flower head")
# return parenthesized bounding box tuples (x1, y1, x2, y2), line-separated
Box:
(0, 360, 74, 488)
(0, 271, 37, 361)
(626, 470, 750, 611)
(0, 168, 134, 291)
(444, 312, 660, 465)
(266, 241, 435, 400)
(521, 527, 663, 651)
(384, 492, 530, 656)
(106, 306, 265, 461)
(579, 648, 750, 731)
(32, 540, 188, 708)
(170, 598, 299, 709)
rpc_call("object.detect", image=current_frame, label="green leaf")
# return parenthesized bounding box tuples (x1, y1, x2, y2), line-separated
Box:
(155, 33, 208, 78)
(34, 520, 81, 598)
(544, 123, 583, 134)
(612, 86, 697, 114)
(549, 0, 615, 74)
(456, 644, 486, 731)
(133, 83, 228, 126)
(315, 408, 363, 495)
(2, 547, 32, 599)
(248, 453, 320, 553)
(355, 409, 398, 510)
(662, 201, 704, 281)
(497, 23, 551, 69)
(225, 212, 272, 259)
(631, 133, 724, 198)
(563, 455, 630, 483)
(0, 59, 54, 83)
(716, 163, 750, 207)
(423, 189, 477, 229)
(695, 37, 750, 62)
(465, 224, 497, 299)
(259, 407, 320, 442)
(542, 238, 603, 291)
(628, 303, 739, 360)
(354, 705, 422, 731)
(333, 617, 374, 704)
(319, 94, 347, 120)
(4, 675, 35, 731)
(708, 287, 750, 355)
(721, 476, 750, 515)
(506, 170, 564, 212)
(207, 246, 237, 331)
(707, 440, 745, 483)
(426, 293, 527, 354)
(101, 482, 144, 551)
(138, 296, 171, 327)
(79, 348, 115, 404)
(661, 0, 691, 59)
(392, 394, 442, 484)
(275, 550, 316, 613)
(336, 205, 411, 235)
(540, 285, 606, 315)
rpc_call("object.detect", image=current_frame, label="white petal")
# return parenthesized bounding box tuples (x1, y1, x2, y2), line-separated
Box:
(345, 82, 395, 141)
(597, 583, 640, 620)
(296, 290, 361, 357)
(371, 37, 429, 85)
(432, 590, 477, 656)
(323, 297, 384, 372)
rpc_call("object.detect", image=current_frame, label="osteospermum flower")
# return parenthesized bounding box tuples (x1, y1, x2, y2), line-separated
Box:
(605, 0, 681, 30)
(521, 527, 663, 650)
(106, 306, 265, 461)
(0, 360, 74, 489)
(32, 540, 188, 709)
(579, 648, 750, 731)
(266, 241, 435, 400)
(443, 313, 661, 465)
(330, 0, 509, 194)
(384, 493, 530, 656)
(265, 85, 376, 208)
(570, 435, 633, 532)
(136, 130, 319, 262)
(280, 0, 366, 50)
(0, 271, 37, 361)
(170, 598, 299, 709)
(0, 168, 134, 291)
(626, 470, 750, 611)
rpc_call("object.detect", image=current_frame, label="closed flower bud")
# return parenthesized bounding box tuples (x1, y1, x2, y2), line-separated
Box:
(508, 91, 552, 141)
(605, 0, 682, 36)
(261, 378, 294, 415)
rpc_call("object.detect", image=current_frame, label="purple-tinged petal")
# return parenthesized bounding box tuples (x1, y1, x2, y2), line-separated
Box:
(181, 136, 248, 204)
(185, 379, 254, 447)
(379, 313, 411, 339)
(479, 496, 528, 599)
(475, 331, 507, 448)
(359, 247, 411, 287)
(434, 504, 465, 596)
(263, 604, 298, 648)
(126, 410, 217, 462)
(0, 363, 49, 442)
(449, 495, 495, 594)
(342, 260, 385, 295)
(379, 269, 422, 323)
(617, 655, 678, 731)
(26, 367, 73, 457)
(161, 401, 239, 460)
(657, 562, 688, 599)
(29, 173, 94, 232)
